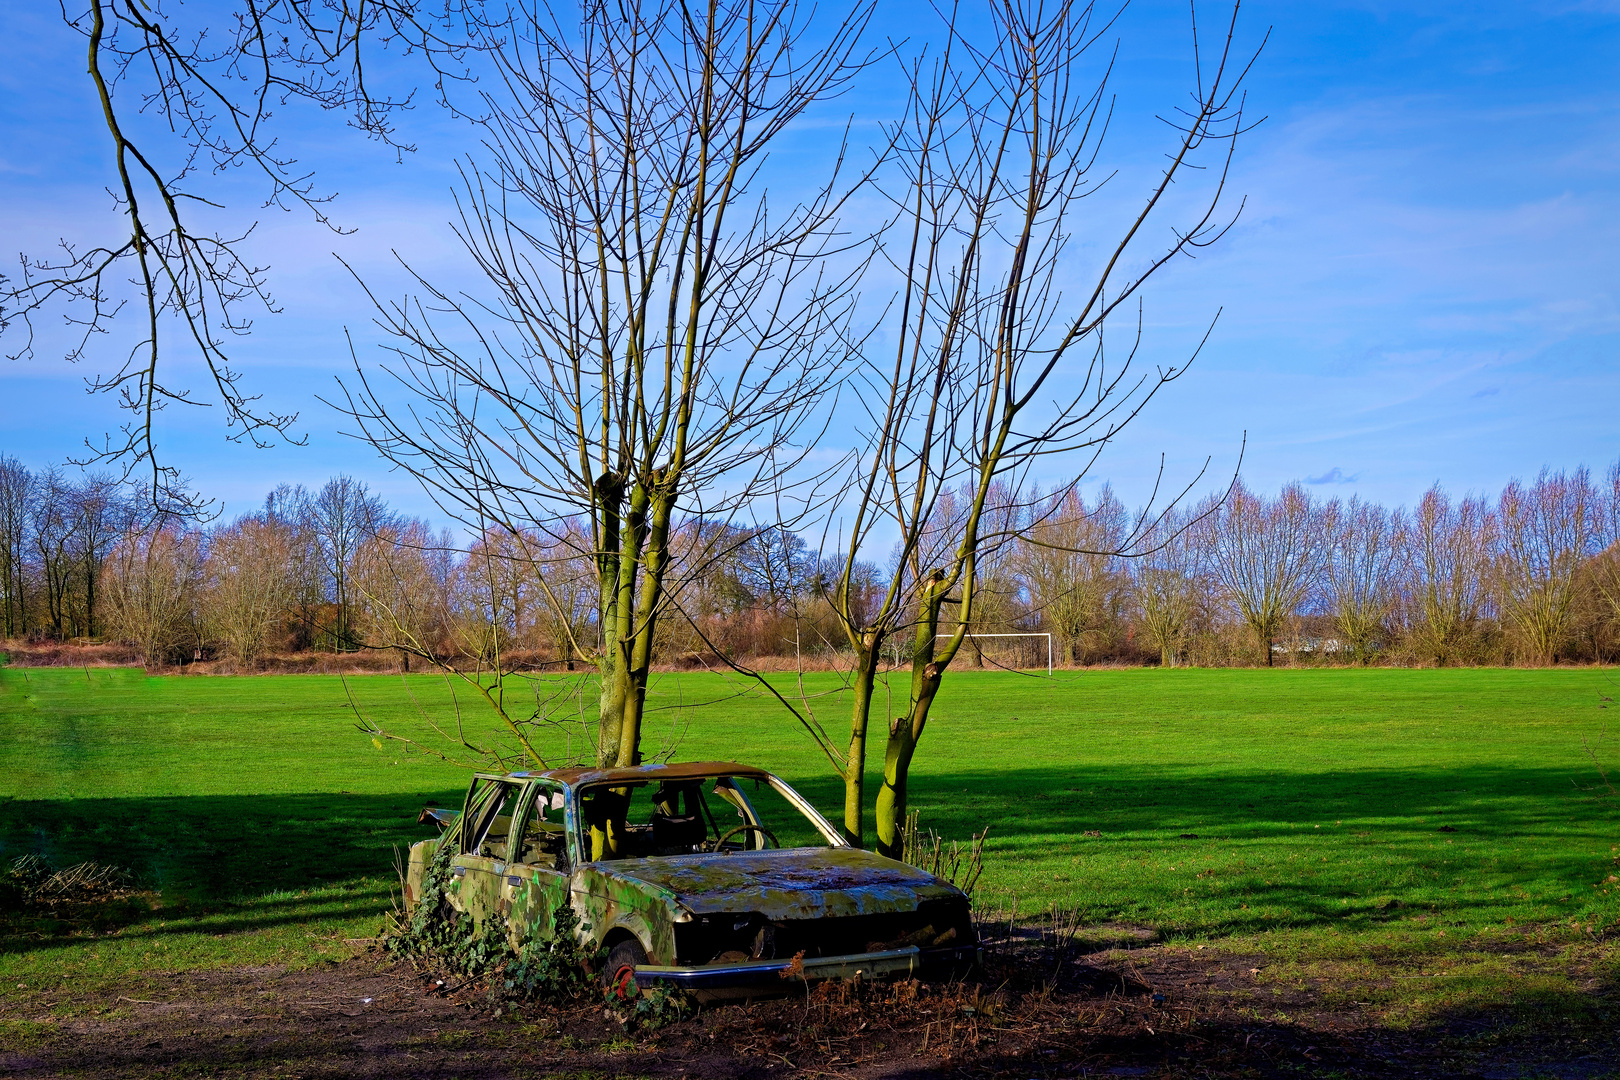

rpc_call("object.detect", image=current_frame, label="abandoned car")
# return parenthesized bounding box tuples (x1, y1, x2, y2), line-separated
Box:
(404, 761, 978, 994)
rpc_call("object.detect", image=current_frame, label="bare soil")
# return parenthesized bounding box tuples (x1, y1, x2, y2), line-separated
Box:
(3, 933, 1616, 1079)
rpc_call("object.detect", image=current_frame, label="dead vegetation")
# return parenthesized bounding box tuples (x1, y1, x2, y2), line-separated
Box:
(0, 638, 881, 676)
(1, 855, 137, 909)
(0, 640, 141, 668)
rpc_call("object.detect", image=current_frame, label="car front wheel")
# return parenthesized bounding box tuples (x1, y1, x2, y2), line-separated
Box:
(603, 937, 647, 1001)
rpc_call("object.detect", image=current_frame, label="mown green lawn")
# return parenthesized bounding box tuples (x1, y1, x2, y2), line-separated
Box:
(2, 662, 1617, 1025)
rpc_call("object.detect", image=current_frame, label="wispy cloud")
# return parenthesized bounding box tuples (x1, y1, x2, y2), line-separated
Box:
(1306, 467, 1361, 485)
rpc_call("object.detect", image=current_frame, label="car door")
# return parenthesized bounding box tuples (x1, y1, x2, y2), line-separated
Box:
(500, 779, 573, 947)
(448, 775, 522, 926)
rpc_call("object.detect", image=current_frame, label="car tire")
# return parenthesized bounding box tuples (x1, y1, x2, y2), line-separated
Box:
(603, 937, 647, 1001)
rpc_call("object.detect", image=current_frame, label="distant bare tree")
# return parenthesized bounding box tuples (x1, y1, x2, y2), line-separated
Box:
(201, 515, 300, 664)
(1325, 496, 1404, 663)
(1133, 504, 1205, 667)
(0, 457, 32, 638)
(31, 469, 80, 639)
(736, 527, 818, 621)
(352, 519, 452, 671)
(1591, 460, 1620, 635)
(973, 488, 1033, 665)
(1408, 485, 1495, 667)
(70, 474, 132, 637)
(452, 525, 584, 666)
(1497, 467, 1600, 665)
(302, 477, 391, 650)
(1207, 481, 1331, 666)
(1017, 487, 1129, 664)
(102, 523, 200, 666)
(265, 484, 328, 651)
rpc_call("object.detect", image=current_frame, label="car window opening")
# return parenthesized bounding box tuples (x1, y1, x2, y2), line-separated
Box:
(580, 774, 829, 861)
(513, 783, 568, 870)
(462, 778, 520, 860)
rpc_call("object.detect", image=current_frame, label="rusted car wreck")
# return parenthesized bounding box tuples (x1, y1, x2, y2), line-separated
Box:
(404, 761, 978, 995)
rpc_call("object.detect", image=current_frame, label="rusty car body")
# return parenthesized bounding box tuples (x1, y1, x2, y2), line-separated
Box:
(403, 761, 978, 994)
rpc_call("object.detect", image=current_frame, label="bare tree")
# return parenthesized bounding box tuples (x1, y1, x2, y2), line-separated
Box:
(302, 477, 391, 650)
(352, 519, 454, 671)
(1589, 460, 1620, 637)
(200, 515, 300, 665)
(1497, 467, 1599, 665)
(454, 525, 575, 664)
(1133, 503, 1204, 667)
(31, 468, 81, 639)
(1016, 487, 1129, 664)
(949, 483, 1026, 667)
(265, 484, 328, 651)
(1, 0, 473, 507)
(341, 0, 876, 808)
(1207, 481, 1330, 666)
(102, 522, 200, 666)
(656, 521, 815, 662)
(1407, 484, 1495, 667)
(736, 527, 818, 620)
(1324, 496, 1403, 663)
(70, 474, 132, 637)
(529, 521, 597, 672)
(812, 0, 1257, 852)
(0, 457, 32, 638)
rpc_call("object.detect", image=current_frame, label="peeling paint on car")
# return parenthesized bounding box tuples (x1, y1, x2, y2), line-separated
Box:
(591, 848, 961, 920)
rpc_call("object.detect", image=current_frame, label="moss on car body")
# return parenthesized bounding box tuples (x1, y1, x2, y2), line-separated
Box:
(404, 761, 977, 989)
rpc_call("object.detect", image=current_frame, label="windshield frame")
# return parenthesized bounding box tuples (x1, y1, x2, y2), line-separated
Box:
(570, 770, 846, 862)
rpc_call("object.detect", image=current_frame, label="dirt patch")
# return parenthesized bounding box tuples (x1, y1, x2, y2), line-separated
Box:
(3, 933, 1616, 1079)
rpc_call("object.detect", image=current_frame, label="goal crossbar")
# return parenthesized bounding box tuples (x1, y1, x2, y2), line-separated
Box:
(934, 632, 1053, 676)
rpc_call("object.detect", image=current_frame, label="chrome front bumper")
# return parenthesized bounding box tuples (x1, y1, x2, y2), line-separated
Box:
(630, 943, 979, 991)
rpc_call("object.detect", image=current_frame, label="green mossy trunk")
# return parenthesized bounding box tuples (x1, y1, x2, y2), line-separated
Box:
(589, 478, 676, 857)
(873, 582, 951, 860)
(842, 641, 880, 847)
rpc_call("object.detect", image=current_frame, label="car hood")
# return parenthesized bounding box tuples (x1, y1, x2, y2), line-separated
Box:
(592, 847, 963, 920)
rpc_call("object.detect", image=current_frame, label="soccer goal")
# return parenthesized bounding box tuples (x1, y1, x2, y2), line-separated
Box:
(934, 632, 1054, 675)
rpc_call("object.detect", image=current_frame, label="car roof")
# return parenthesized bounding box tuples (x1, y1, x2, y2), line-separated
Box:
(500, 760, 774, 788)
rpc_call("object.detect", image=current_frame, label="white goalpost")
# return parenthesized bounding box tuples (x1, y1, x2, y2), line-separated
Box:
(935, 633, 1054, 676)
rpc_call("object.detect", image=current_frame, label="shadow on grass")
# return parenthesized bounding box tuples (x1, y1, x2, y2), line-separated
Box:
(3, 762, 1617, 946)
(0, 790, 461, 951)
(0, 790, 463, 897)
(783, 761, 1620, 934)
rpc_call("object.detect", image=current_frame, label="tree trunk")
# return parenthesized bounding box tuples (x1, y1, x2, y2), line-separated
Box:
(873, 588, 949, 859)
(874, 669, 943, 859)
(842, 640, 880, 847)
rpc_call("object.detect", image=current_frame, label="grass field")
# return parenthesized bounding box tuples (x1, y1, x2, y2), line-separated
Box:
(2, 662, 1618, 1029)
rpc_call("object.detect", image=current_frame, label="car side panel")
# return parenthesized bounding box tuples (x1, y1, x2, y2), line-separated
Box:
(503, 863, 571, 949)
(572, 865, 680, 964)
(403, 837, 439, 909)
(448, 855, 505, 923)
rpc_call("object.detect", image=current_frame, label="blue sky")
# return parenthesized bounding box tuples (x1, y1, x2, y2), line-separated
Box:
(1, 0, 1616, 525)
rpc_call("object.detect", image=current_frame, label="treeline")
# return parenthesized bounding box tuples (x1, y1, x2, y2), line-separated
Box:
(0, 464, 453, 664)
(2, 455, 1618, 669)
(997, 465, 1620, 668)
